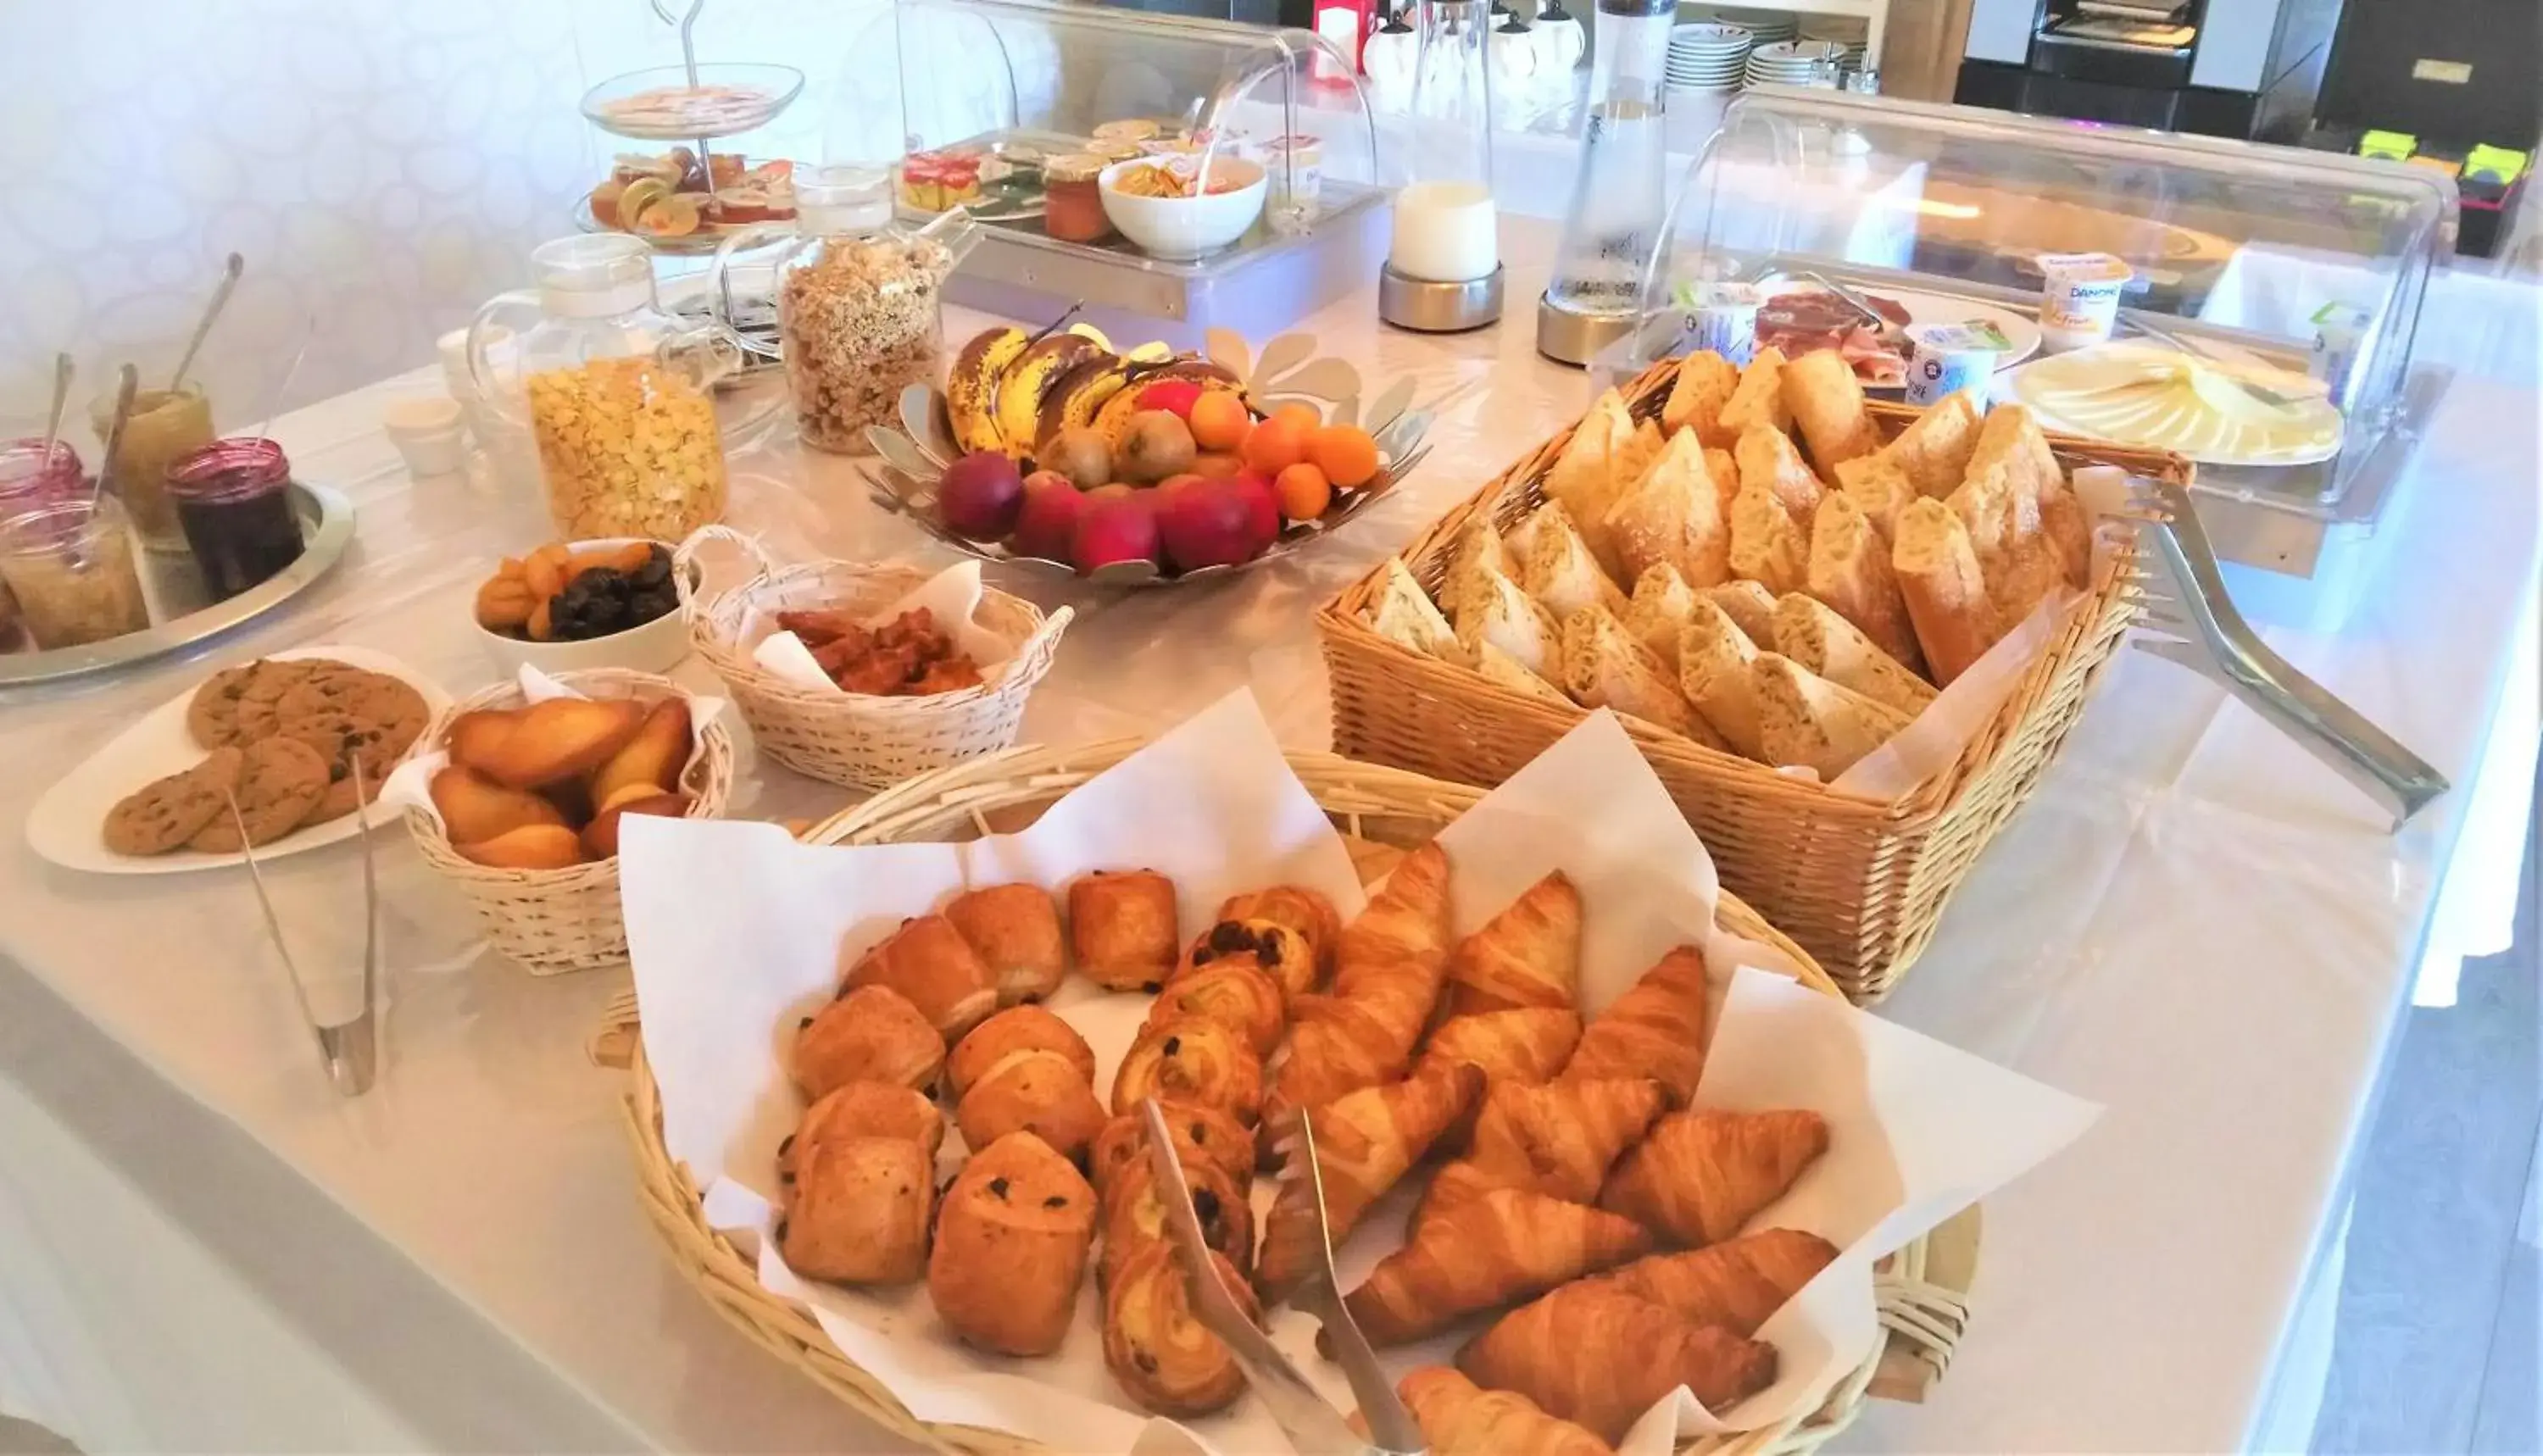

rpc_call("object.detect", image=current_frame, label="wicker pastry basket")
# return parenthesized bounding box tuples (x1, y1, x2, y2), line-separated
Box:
(403, 667, 736, 975)
(1319, 356, 2172, 1003)
(593, 740, 1980, 1456)
(676, 526, 1071, 790)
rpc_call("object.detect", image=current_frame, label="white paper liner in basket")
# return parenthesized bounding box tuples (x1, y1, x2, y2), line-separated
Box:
(672, 525, 1071, 787)
(381, 664, 733, 975)
(618, 689, 2099, 1453)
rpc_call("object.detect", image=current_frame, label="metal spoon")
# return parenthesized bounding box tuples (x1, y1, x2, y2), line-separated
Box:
(92, 364, 139, 508)
(170, 253, 245, 395)
(36, 353, 71, 459)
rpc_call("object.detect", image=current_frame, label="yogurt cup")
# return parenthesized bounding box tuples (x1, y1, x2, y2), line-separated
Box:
(1902, 320, 2008, 408)
(1687, 282, 1766, 365)
(2037, 252, 2132, 353)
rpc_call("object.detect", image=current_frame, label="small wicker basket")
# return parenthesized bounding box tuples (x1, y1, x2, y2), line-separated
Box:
(676, 527, 1071, 790)
(594, 740, 1979, 1456)
(403, 667, 736, 975)
(1319, 357, 2171, 1002)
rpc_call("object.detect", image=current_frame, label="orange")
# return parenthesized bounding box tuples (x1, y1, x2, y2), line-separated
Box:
(1270, 403, 1322, 434)
(1241, 415, 1310, 475)
(1273, 462, 1332, 521)
(1187, 390, 1251, 452)
(1305, 424, 1380, 488)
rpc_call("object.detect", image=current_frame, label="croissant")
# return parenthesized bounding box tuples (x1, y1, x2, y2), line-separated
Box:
(1599, 1109, 1830, 1248)
(1257, 1061, 1485, 1299)
(780, 1081, 944, 1183)
(1260, 973, 1440, 1163)
(1180, 915, 1318, 1001)
(1110, 1016, 1265, 1122)
(1104, 1242, 1258, 1417)
(1588, 1226, 1839, 1336)
(1344, 1187, 1655, 1346)
(1441, 870, 1582, 1017)
(1456, 1284, 1778, 1440)
(1145, 954, 1287, 1056)
(1418, 1007, 1583, 1086)
(1563, 945, 1710, 1104)
(1089, 1103, 1254, 1204)
(1217, 885, 1343, 986)
(1101, 1152, 1255, 1288)
(1333, 840, 1454, 1002)
(1416, 1076, 1667, 1226)
(1393, 1366, 1617, 1456)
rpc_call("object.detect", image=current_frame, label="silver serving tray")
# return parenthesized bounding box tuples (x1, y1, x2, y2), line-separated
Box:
(0, 480, 354, 687)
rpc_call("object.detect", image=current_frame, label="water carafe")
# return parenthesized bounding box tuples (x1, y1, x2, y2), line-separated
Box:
(1536, 0, 1672, 364)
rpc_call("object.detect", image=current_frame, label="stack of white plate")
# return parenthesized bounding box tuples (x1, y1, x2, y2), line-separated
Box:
(1665, 21, 1753, 94)
(1744, 38, 1846, 88)
(1693, 6, 1798, 45)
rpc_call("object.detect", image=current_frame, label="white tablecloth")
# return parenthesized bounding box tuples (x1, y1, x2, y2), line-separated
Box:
(1, 224, 2535, 1454)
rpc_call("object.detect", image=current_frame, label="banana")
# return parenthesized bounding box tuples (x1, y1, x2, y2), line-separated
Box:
(1066, 321, 1115, 353)
(1124, 341, 1174, 364)
(993, 334, 1105, 456)
(1033, 357, 1132, 453)
(1088, 375, 1152, 449)
(945, 326, 1028, 457)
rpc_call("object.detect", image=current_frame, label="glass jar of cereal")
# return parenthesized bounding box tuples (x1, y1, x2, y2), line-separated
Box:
(468, 235, 760, 538)
(709, 167, 976, 454)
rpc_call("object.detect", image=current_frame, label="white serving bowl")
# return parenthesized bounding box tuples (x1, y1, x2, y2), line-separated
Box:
(473, 537, 693, 676)
(1098, 157, 1268, 259)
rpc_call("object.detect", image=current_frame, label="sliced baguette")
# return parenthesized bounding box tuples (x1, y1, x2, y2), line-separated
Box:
(1734, 424, 1827, 533)
(1455, 559, 1562, 678)
(1370, 558, 1466, 665)
(1891, 497, 2005, 686)
(1601, 428, 1731, 588)
(1728, 481, 1808, 596)
(1544, 389, 1639, 540)
(1752, 652, 1913, 777)
(1440, 516, 1512, 619)
(2039, 474, 2092, 587)
(1805, 492, 1924, 672)
(1882, 392, 1982, 498)
(1783, 347, 1884, 472)
(1834, 454, 1918, 541)
(1625, 562, 1700, 670)
(1560, 603, 1722, 747)
(1678, 597, 1767, 759)
(1475, 640, 1574, 708)
(1702, 579, 1779, 647)
(1521, 502, 1630, 622)
(1714, 347, 1791, 443)
(1773, 591, 1937, 719)
(1661, 351, 1739, 440)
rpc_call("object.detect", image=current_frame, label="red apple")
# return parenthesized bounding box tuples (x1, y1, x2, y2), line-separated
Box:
(938, 451, 1026, 540)
(1134, 379, 1205, 419)
(1071, 493, 1161, 573)
(1157, 477, 1266, 572)
(1222, 470, 1281, 555)
(1010, 473, 1086, 562)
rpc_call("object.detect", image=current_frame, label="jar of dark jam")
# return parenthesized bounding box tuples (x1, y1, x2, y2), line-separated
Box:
(166, 437, 304, 600)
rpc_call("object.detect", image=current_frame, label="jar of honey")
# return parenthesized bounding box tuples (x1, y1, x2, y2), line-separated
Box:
(1043, 153, 1112, 244)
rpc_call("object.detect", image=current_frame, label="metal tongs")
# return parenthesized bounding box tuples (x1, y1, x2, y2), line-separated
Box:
(1140, 1101, 1423, 1456)
(2119, 473, 2448, 829)
(228, 759, 382, 1095)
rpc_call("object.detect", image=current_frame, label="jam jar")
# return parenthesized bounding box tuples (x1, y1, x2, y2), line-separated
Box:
(0, 439, 86, 645)
(90, 383, 214, 552)
(1043, 153, 1112, 243)
(0, 496, 149, 649)
(165, 437, 305, 600)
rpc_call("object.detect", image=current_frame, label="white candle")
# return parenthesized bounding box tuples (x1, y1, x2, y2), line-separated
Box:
(1390, 181, 1500, 283)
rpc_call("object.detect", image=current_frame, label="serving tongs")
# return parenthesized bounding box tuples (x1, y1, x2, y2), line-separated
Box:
(2117, 472, 2448, 830)
(1139, 1101, 1422, 1456)
(227, 759, 382, 1096)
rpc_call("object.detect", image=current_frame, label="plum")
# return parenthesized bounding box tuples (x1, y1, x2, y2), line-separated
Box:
(938, 451, 1025, 540)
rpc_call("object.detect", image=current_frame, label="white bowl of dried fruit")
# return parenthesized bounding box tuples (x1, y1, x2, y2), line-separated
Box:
(1098, 157, 1266, 259)
(473, 538, 693, 676)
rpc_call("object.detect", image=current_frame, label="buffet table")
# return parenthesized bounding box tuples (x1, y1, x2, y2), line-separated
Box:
(0, 222, 2535, 1454)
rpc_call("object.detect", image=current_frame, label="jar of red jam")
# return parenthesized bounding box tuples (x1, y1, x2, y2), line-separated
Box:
(166, 437, 305, 600)
(0, 438, 85, 522)
(1043, 153, 1112, 243)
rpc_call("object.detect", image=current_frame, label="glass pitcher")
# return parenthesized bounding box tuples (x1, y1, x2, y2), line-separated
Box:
(468, 235, 757, 540)
(707, 167, 976, 455)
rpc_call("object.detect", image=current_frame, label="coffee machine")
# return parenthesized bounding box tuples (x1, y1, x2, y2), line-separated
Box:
(1955, 0, 2344, 142)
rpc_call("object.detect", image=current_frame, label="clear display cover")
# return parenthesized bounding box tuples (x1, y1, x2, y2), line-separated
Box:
(1611, 88, 2458, 515)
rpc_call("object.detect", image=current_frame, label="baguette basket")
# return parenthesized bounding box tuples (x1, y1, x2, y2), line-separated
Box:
(1319, 356, 2167, 1002)
(676, 527, 1070, 790)
(594, 740, 1978, 1456)
(404, 667, 736, 975)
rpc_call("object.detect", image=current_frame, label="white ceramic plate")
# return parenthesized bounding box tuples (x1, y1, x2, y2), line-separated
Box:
(27, 646, 453, 876)
(1756, 282, 2044, 390)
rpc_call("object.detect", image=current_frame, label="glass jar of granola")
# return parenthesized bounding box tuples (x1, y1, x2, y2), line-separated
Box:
(709, 168, 976, 454)
(467, 235, 751, 538)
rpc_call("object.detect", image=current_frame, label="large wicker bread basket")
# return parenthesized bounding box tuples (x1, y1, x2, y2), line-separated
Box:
(596, 740, 1978, 1456)
(404, 666, 736, 975)
(1319, 356, 2167, 1001)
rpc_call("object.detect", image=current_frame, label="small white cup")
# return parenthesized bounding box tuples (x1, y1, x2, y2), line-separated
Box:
(384, 397, 467, 478)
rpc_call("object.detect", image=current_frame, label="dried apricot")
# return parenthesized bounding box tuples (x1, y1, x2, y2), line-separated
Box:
(475, 575, 536, 631)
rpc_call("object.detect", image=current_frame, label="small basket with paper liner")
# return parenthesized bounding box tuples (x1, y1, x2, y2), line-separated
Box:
(673, 525, 1071, 789)
(1320, 347, 2173, 1002)
(386, 666, 736, 975)
(590, 694, 2075, 1456)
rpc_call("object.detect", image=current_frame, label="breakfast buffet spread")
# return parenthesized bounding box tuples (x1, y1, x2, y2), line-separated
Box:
(8, 15, 2479, 1456)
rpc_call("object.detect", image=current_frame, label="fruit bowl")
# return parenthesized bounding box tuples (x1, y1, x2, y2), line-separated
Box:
(859, 327, 1437, 588)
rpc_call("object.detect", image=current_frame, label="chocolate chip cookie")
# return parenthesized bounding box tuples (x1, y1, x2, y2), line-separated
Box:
(103, 747, 246, 856)
(185, 736, 329, 852)
(276, 670, 430, 824)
